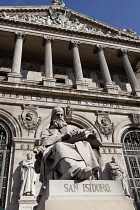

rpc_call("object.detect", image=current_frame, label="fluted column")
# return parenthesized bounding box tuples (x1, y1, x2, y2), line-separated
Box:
(119, 49, 140, 96)
(94, 45, 118, 93)
(8, 31, 25, 83)
(69, 40, 88, 90)
(42, 36, 55, 86)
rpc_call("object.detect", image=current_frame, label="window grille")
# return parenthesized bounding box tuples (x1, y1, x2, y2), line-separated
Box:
(0, 120, 12, 208)
(122, 129, 140, 209)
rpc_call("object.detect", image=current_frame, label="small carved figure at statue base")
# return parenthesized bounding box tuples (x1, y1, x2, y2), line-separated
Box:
(109, 156, 130, 197)
(20, 153, 36, 198)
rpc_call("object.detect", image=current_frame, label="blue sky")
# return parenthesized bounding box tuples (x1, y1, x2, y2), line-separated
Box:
(0, 0, 140, 35)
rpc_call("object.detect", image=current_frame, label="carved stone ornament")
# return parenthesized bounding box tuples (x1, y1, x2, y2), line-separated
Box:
(95, 112, 114, 137)
(132, 114, 140, 125)
(64, 106, 73, 119)
(52, 0, 65, 7)
(19, 105, 41, 133)
(1, 10, 139, 41)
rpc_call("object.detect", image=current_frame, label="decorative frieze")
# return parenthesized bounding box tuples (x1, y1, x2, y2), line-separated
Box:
(1, 10, 139, 42)
(15, 142, 35, 150)
(100, 147, 121, 154)
(0, 91, 139, 111)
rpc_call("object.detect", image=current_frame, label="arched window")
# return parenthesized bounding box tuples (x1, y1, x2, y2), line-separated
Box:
(122, 129, 140, 210)
(0, 120, 12, 208)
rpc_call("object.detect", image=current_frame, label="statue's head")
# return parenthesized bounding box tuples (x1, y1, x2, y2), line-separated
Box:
(27, 153, 32, 160)
(50, 106, 67, 129)
(111, 156, 115, 162)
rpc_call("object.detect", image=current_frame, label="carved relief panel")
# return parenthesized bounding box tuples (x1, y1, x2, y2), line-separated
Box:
(95, 112, 114, 138)
(19, 105, 41, 134)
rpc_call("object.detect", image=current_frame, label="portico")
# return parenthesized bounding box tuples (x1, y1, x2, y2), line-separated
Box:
(2, 30, 139, 96)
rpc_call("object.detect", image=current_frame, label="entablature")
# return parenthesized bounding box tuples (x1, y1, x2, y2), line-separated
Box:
(0, 82, 140, 108)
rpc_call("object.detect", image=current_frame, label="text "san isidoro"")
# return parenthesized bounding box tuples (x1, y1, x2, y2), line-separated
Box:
(64, 183, 111, 193)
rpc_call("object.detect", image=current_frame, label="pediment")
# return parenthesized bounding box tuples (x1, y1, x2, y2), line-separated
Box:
(0, 3, 139, 43)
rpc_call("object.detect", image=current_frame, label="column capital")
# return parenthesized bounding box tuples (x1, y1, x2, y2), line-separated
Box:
(14, 31, 25, 41)
(69, 40, 81, 50)
(94, 44, 106, 54)
(117, 48, 129, 57)
(43, 36, 54, 46)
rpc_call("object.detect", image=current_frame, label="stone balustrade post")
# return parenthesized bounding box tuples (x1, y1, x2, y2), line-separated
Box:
(69, 40, 88, 90)
(119, 49, 140, 96)
(42, 36, 56, 86)
(8, 31, 25, 83)
(94, 45, 118, 93)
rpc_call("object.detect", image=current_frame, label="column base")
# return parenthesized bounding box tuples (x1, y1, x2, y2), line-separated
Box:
(8, 72, 22, 83)
(76, 80, 88, 90)
(42, 77, 56, 87)
(18, 196, 37, 210)
(104, 84, 118, 94)
(133, 89, 140, 97)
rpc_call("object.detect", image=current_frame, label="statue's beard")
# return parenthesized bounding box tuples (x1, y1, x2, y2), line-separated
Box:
(53, 119, 67, 129)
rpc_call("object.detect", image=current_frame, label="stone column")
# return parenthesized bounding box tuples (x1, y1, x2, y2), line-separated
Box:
(42, 36, 56, 87)
(8, 31, 25, 83)
(94, 45, 118, 93)
(69, 40, 88, 90)
(119, 49, 140, 96)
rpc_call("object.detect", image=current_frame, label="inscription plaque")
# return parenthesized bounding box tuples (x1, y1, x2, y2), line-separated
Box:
(49, 180, 124, 196)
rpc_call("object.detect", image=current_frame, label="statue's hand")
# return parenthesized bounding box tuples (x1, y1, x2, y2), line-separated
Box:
(62, 132, 72, 141)
(69, 128, 82, 137)
(85, 128, 97, 138)
(34, 145, 45, 155)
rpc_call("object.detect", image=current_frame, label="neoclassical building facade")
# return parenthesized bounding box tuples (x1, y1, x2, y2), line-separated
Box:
(0, 1, 140, 209)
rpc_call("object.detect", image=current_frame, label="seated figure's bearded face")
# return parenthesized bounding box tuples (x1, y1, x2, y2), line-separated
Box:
(52, 112, 67, 129)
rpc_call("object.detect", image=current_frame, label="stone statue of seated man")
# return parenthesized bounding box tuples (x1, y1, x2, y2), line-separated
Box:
(34, 106, 102, 186)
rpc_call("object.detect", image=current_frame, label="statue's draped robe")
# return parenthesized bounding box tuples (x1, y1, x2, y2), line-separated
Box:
(20, 159, 36, 196)
(38, 125, 102, 182)
(109, 161, 130, 196)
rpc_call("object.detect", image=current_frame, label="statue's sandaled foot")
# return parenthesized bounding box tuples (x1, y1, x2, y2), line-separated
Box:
(77, 167, 92, 180)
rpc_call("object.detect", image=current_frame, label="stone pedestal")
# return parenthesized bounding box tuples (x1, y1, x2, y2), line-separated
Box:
(134, 89, 140, 97)
(8, 72, 22, 83)
(19, 196, 37, 210)
(36, 180, 134, 210)
(104, 84, 118, 94)
(42, 77, 56, 87)
(76, 80, 88, 90)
